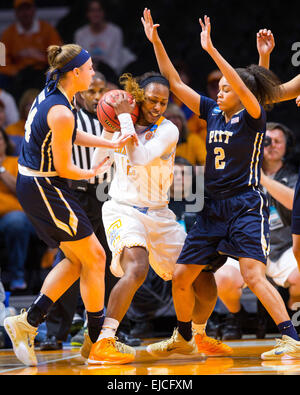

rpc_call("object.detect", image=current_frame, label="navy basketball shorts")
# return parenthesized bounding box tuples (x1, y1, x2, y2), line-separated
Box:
(177, 188, 270, 272)
(16, 174, 94, 248)
(292, 173, 300, 235)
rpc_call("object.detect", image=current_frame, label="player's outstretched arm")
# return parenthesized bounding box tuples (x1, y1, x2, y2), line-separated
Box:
(75, 129, 132, 149)
(255, 30, 300, 105)
(277, 74, 300, 103)
(257, 29, 275, 69)
(200, 15, 261, 119)
(142, 8, 201, 115)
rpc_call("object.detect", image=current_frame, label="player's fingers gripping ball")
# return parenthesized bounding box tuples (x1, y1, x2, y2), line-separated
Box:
(97, 89, 139, 132)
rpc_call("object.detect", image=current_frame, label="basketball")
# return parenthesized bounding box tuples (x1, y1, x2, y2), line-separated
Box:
(96, 89, 139, 133)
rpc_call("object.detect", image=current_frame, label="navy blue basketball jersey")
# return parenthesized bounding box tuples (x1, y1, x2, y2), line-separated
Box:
(18, 87, 77, 173)
(200, 95, 266, 198)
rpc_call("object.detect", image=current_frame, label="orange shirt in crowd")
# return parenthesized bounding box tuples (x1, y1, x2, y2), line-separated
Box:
(6, 120, 26, 137)
(176, 133, 206, 166)
(0, 156, 22, 217)
(171, 95, 207, 162)
(0, 19, 62, 76)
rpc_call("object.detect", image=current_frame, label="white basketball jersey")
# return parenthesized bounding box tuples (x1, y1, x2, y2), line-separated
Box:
(109, 117, 177, 208)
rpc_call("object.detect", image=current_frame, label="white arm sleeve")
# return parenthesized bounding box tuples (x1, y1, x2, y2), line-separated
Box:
(91, 130, 116, 175)
(118, 113, 179, 166)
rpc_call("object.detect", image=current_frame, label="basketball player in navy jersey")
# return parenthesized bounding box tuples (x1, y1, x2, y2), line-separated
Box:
(142, 9, 300, 360)
(3, 44, 133, 366)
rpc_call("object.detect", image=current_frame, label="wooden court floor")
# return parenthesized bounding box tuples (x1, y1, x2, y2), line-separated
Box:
(1, 338, 300, 375)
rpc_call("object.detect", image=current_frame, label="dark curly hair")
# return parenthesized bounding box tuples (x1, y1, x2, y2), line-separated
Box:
(236, 65, 281, 110)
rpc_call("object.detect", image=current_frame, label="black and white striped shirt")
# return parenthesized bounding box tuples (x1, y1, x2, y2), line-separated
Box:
(73, 108, 103, 184)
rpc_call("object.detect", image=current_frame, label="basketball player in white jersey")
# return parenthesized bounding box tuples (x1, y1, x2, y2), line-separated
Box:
(84, 72, 189, 364)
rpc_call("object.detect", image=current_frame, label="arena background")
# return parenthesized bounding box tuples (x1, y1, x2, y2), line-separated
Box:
(0, 0, 299, 133)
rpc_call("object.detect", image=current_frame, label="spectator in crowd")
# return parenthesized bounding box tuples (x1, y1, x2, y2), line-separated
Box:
(0, 0, 62, 96)
(0, 101, 6, 130)
(206, 69, 222, 101)
(0, 89, 19, 127)
(0, 127, 36, 291)
(6, 89, 39, 156)
(164, 103, 206, 165)
(74, 0, 136, 77)
(215, 122, 300, 340)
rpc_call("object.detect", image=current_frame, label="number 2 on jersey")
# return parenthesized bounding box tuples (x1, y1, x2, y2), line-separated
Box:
(214, 147, 225, 170)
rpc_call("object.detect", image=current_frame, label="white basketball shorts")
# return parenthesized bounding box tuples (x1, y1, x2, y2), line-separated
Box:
(102, 199, 187, 281)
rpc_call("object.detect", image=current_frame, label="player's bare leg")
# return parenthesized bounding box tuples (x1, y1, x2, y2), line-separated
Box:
(192, 272, 233, 356)
(88, 246, 148, 365)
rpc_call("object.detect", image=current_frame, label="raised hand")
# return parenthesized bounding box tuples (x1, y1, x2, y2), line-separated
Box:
(199, 15, 214, 53)
(141, 8, 160, 44)
(257, 29, 275, 57)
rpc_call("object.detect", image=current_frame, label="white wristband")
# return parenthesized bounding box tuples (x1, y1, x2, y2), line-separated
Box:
(117, 113, 135, 135)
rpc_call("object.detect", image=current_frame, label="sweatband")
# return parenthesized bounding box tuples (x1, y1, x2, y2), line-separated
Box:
(139, 75, 170, 89)
(45, 48, 91, 97)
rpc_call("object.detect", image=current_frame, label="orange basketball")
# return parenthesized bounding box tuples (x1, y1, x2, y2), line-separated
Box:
(96, 89, 139, 133)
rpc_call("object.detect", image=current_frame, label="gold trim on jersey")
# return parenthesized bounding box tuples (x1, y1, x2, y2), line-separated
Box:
(254, 133, 264, 186)
(255, 187, 270, 258)
(45, 177, 78, 236)
(34, 177, 74, 237)
(47, 138, 53, 172)
(248, 132, 263, 187)
(57, 84, 75, 110)
(40, 130, 52, 172)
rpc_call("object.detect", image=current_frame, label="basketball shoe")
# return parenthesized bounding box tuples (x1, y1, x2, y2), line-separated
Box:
(80, 331, 136, 360)
(261, 336, 300, 360)
(194, 332, 233, 356)
(4, 310, 38, 366)
(146, 328, 200, 358)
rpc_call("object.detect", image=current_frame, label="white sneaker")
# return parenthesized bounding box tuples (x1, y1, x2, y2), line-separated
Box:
(261, 335, 300, 360)
(4, 310, 38, 366)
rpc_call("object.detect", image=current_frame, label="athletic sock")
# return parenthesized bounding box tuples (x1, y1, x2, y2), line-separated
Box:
(177, 320, 192, 342)
(192, 322, 206, 335)
(87, 309, 105, 343)
(277, 320, 300, 341)
(97, 317, 119, 341)
(27, 293, 54, 327)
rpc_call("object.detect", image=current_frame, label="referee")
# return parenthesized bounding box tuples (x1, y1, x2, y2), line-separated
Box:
(40, 72, 137, 350)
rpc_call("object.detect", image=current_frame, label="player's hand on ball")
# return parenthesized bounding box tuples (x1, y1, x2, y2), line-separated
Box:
(111, 91, 136, 116)
(141, 8, 160, 44)
(296, 95, 300, 107)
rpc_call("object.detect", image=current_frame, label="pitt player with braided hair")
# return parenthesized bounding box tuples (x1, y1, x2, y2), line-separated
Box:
(4, 43, 132, 366)
(142, 9, 300, 360)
